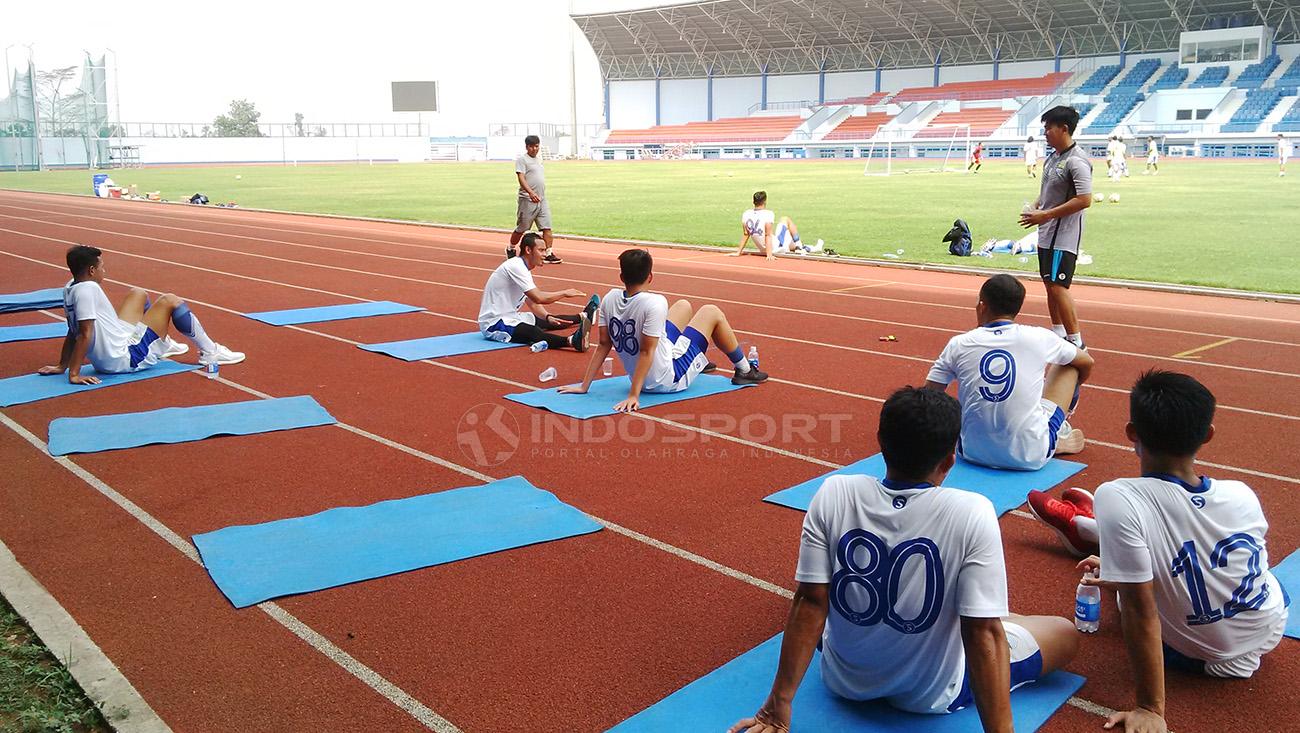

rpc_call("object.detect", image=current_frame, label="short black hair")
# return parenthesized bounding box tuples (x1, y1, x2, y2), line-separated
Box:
(1041, 105, 1080, 135)
(66, 245, 102, 278)
(1130, 370, 1216, 457)
(878, 386, 961, 479)
(979, 274, 1025, 317)
(519, 232, 542, 254)
(753, 190, 767, 206)
(619, 249, 653, 287)
(524, 135, 540, 146)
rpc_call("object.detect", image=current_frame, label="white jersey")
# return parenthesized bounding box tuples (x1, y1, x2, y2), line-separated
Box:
(1147, 141, 1159, 161)
(1281, 140, 1293, 162)
(597, 289, 680, 392)
(927, 322, 1078, 470)
(1096, 476, 1287, 664)
(1024, 141, 1038, 162)
(477, 257, 537, 332)
(796, 475, 1008, 713)
(741, 208, 775, 246)
(63, 279, 150, 373)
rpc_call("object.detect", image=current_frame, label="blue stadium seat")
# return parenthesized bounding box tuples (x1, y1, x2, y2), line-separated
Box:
(1220, 88, 1289, 133)
(1273, 98, 1300, 132)
(1084, 93, 1143, 134)
(1151, 64, 1188, 90)
(1077, 65, 1121, 95)
(1278, 57, 1300, 87)
(1190, 66, 1230, 88)
(1110, 59, 1161, 93)
(1234, 55, 1280, 88)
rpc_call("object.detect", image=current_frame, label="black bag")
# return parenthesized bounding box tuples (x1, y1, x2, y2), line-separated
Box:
(943, 218, 972, 257)
(189, 193, 209, 205)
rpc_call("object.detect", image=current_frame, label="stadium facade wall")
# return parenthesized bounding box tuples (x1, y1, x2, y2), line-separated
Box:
(767, 73, 819, 105)
(661, 78, 708, 125)
(713, 76, 763, 119)
(609, 79, 657, 129)
(823, 71, 875, 100)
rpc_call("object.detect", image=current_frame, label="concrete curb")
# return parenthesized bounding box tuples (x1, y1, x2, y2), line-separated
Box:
(0, 538, 171, 732)
(5, 186, 1297, 304)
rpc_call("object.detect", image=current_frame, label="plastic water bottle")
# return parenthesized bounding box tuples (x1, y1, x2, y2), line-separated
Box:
(602, 356, 614, 376)
(747, 345, 760, 371)
(1075, 572, 1101, 633)
(203, 356, 219, 381)
(538, 366, 557, 382)
(1022, 201, 1033, 214)
(530, 341, 548, 353)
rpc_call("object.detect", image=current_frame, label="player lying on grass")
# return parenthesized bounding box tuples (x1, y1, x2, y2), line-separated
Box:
(560, 248, 768, 412)
(478, 232, 597, 352)
(1031, 371, 1288, 733)
(925, 274, 1094, 471)
(39, 245, 244, 385)
(731, 387, 1079, 733)
(731, 191, 823, 259)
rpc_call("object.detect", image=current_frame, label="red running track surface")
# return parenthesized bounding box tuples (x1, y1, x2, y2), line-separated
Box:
(0, 189, 1297, 732)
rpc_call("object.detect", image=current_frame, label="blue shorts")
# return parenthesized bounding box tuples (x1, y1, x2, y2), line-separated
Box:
(127, 326, 162, 368)
(947, 621, 1044, 712)
(486, 319, 516, 338)
(664, 321, 709, 383)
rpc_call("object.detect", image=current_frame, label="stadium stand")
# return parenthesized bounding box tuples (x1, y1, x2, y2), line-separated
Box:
(1274, 98, 1300, 132)
(1235, 55, 1281, 88)
(1222, 87, 1293, 132)
(1085, 93, 1143, 134)
(1111, 58, 1161, 93)
(827, 92, 890, 106)
(1190, 65, 1230, 88)
(1077, 65, 1121, 94)
(1151, 63, 1189, 90)
(823, 112, 895, 140)
(890, 73, 1069, 102)
(916, 108, 1011, 137)
(604, 116, 802, 144)
(1277, 57, 1300, 87)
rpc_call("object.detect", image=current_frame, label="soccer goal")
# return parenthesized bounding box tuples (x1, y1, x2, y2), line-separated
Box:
(863, 124, 971, 176)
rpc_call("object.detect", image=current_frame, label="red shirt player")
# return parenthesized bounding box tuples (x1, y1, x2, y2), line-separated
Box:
(968, 142, 983, 173)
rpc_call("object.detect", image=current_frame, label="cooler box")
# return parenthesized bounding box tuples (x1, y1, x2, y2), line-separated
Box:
(92, 173, 109, 197)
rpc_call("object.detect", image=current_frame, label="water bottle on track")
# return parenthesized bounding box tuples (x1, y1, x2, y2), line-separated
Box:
(1075, 572, 1100, 633)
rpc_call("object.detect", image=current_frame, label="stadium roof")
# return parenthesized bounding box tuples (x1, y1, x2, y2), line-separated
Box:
(573, 0, 1300, 79)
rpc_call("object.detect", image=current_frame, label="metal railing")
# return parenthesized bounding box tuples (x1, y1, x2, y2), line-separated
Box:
(101, 121, 429, 138)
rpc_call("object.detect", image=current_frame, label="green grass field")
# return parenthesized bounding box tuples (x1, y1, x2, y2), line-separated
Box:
(2, 158, 1295, 293)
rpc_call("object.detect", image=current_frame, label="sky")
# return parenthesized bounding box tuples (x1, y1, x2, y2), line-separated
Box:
(3, 0, 644, 135)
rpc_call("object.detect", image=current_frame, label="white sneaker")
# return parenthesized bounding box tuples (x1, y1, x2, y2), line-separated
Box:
(200, 343, 246, 365)
(1055, 428, 1086, 456)
(161, 337, 189, 358)
(806, 239, 824, 254)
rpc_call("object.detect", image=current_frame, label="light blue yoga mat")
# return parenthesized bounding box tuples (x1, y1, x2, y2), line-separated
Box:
(47, 395, 336, 456)
(244, 300, 422, 326)
(765, 454, 1086, 516)
(0, 360, 197, 408)
(0, 288, 63, 314)
(359, 332, 524, 361)
(192, 475, 603, 608)
(505, 374, 756, 420)
(0, 322, 67, 343)
(1269, 550, 1300, 639)
(607, 633, 1085, 732)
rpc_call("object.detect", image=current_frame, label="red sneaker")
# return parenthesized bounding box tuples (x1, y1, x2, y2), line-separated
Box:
(1027, 490, 1098, 558)
(1062, 487, 1095, 518)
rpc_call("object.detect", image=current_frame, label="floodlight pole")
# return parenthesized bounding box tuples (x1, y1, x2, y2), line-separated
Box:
(106, 48, 121, 139)
(3, 45, 14, 172)
(568, 0, 579, 157)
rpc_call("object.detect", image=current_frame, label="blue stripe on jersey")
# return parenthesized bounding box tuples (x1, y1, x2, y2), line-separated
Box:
(1143, 473, 1211, 494)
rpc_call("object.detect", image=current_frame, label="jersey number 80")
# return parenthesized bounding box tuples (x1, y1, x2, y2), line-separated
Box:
(831, 529, 945, 634)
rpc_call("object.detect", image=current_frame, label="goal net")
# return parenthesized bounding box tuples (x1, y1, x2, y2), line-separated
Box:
(863, 124, 971, 176)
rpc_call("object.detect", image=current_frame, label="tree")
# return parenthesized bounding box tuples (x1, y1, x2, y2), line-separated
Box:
(294, 112, 305, 137)
(212, 99, 263, 137)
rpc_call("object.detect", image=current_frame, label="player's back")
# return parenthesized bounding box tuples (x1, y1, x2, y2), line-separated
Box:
(741, 208, 773, 239)
(799, 475, 1006, 713)
(1095, 476, 1287, 663)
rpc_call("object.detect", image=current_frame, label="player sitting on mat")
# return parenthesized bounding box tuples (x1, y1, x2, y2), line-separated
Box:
(39, 245, 244, 385)
(731, 386, 1079, 733)
(560, 248, 768, 412)
(478, 232, 597, 352)
(1037, 371, 1289, 733)
(925, 274, 1093, 471)
(731, 191, 822, 260)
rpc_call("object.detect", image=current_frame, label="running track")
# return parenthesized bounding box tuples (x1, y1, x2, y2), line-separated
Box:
(0, 189, 1296, 732)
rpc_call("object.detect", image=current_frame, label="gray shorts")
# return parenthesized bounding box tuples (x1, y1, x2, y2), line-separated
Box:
(515, 197, 552, 232)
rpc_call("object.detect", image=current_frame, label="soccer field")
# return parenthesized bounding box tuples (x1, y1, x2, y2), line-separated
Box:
(2, 158, 1294, 293)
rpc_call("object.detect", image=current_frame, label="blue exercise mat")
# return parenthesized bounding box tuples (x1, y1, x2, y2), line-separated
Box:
(359, 332, 524, 361)
(505, 374, 756, 419)
(0, 288, 63, 314)
(244, 300, 423, 326)
(0, 360, 197, 408)
(765, 454, 1086, 516)
(1269, 550, 1300, 639)
(47, 395, 336, 456)
(0, 322, 67, 343)
(192, 475, 603, 608)
(607, 633, 1085, 732)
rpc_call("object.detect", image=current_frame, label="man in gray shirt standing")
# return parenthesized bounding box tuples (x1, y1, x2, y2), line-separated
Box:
(1019, 106, 1091, 351)
(509, 135, 562, 264)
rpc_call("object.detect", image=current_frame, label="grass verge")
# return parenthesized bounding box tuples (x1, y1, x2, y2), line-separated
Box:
(0, 592, 110, 733)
